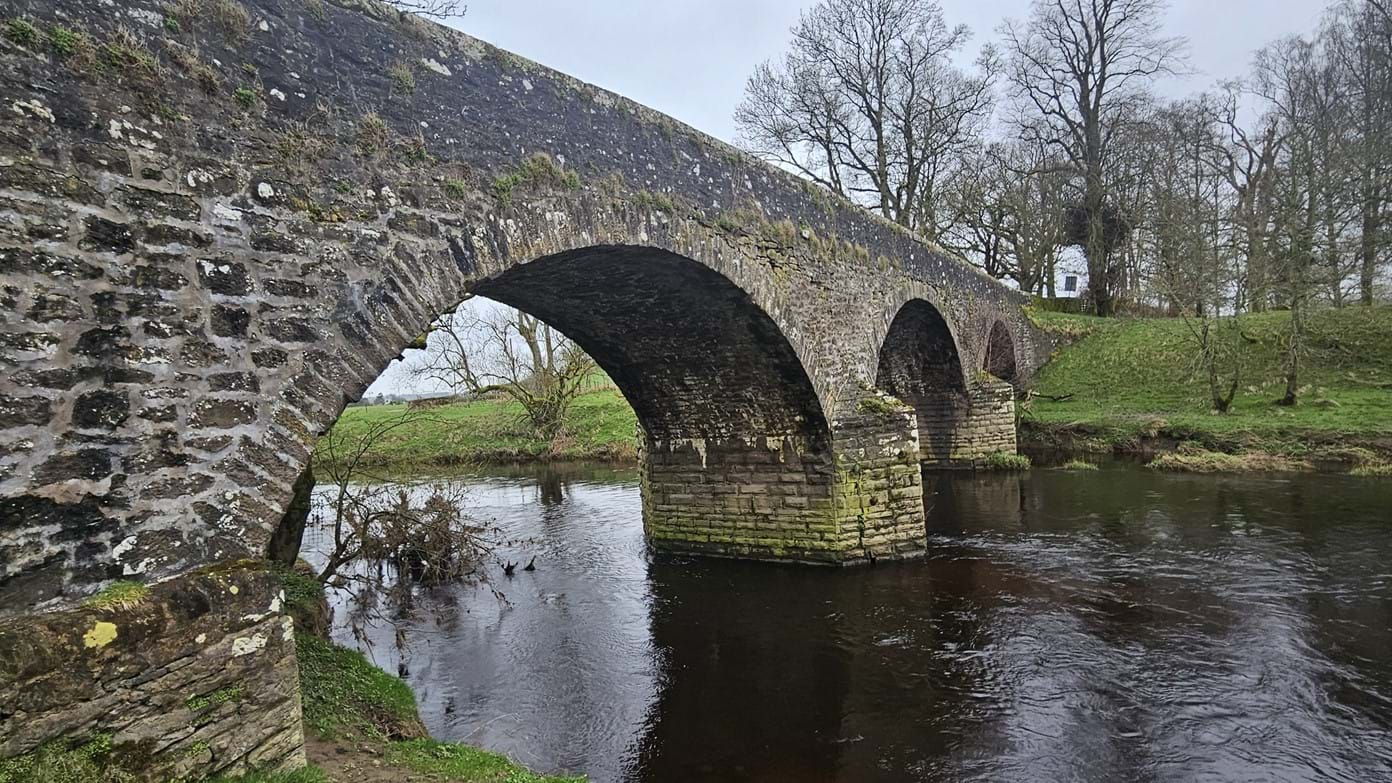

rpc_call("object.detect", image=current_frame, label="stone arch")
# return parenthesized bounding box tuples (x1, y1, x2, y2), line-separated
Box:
(468, 245, 829, 445)
(983, 320, 1018, 385)
(874, 299, 969, 464)
(297, 232, 844, 564)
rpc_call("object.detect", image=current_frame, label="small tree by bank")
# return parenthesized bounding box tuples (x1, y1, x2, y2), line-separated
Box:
(411, 297, 596, 443)
(309, 407, 501, 604)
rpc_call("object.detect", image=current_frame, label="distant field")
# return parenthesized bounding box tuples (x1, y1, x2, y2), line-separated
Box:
(321, 388, 638, 468)
(323, 306, 1392, 470)
(1025, 305, 1392, 460)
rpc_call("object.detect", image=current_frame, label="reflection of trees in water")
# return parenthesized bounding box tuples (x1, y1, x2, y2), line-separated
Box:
(535, 464, 566, 506)
(628, 557, 1002, 782)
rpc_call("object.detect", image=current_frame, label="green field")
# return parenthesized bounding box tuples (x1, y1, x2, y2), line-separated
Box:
(324, 307, 1392, 472)
(322, 388, 638, 468)
(1024, 305, 1392, 464)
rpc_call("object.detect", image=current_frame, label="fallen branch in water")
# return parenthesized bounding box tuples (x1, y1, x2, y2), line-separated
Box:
(1028, 391, 1075, 402)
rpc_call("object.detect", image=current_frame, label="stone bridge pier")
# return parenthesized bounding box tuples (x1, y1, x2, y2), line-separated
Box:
(0, 0, 1043, 777)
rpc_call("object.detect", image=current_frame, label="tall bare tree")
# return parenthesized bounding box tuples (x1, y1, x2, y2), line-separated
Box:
(1324, 1, 1392, 305)
(735, 0, 998, 239)
(413, 299, 595, 440)
(1001, 0, 1187, 315)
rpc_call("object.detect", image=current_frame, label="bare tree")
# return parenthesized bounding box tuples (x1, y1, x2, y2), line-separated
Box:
(1324, 1, 1392, 305)
(1001, 0, 1187, 315)
(941, 140, 1069, 293)
(385, 0, 466, 20)
(1255, 32, 1349, 405)
(310, 409, 497, 594)
(735, 0, 999, 239)
(412, 298, 595, 441)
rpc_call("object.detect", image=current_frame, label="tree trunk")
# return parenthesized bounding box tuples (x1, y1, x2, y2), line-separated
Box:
(1361, 193, 1381, 306)
(1278, 296, 1302, 406)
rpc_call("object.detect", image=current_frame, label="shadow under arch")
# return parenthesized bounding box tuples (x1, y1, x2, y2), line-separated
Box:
(469, 245, 830, 445)
(983, 320, 1018, 385)
(875, 299, 969, 464)
(462, 244, 841, 561)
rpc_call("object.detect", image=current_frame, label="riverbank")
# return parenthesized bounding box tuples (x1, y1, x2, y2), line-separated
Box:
(1023, 305, 1392, 474)
(216, 568, 581, 783)
(324, 389, 638, 468)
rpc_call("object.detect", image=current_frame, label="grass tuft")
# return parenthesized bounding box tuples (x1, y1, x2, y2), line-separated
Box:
(981, 451, 1031, 471)
(1350, 463, 1392, 477)
(0, 735, 137, 783)
(492, 153, 580, 207)
(5, 17, 41, 48)
(387, 62, 415, 94)
(1060, 459, 1099, 471)
(82, 581, 150, 611)
(355, 112, 391, 156)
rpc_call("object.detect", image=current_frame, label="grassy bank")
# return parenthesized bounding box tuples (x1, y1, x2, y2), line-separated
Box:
(1024, 305, 1392, 472)
(325, 388, 638, 468)
(215, 569, 582, 783)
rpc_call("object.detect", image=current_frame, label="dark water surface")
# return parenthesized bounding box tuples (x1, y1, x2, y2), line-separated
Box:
(311, 463, 1392, 782)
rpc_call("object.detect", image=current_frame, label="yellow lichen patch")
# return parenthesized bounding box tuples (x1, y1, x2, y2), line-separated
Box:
(82, 621, 119, 648)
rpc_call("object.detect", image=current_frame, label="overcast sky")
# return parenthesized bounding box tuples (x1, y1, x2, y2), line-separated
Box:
(454, 0, 1329, 146)
(366, 0, 1331, 398)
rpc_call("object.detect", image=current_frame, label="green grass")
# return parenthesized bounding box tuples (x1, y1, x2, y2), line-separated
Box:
(81, 581, 149, 611)
(324, 388, 637, 468)
(1060, 459, 1099, 471)
(386, 740, 582, 783)
(0, 735, 136, 783)
(1026, 305, 1392, 458)
(296, 634, 425, 741)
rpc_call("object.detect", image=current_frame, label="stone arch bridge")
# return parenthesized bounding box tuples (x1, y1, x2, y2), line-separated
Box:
(0, 0, 1042, 775)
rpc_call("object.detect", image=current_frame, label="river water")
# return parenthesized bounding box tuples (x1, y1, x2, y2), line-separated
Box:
(308, 463, 1392, 782)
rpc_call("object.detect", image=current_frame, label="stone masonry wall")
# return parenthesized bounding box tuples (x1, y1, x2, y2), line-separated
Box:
(915, 378, 1017, 467)
(828, 391, 926, 561)
(0, 564, 304, 780)
(639, 394, 927, 565)
(0, 0, 1039, 614)
(640, 435, 842, 563)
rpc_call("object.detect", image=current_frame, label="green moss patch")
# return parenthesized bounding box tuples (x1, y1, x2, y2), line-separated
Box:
(82, 581, 150, 612)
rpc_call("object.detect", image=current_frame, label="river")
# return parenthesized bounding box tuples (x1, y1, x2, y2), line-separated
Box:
(306, 462, 1392, 782)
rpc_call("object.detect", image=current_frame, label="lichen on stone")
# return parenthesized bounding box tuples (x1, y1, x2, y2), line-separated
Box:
(82, 620, 119, 648)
